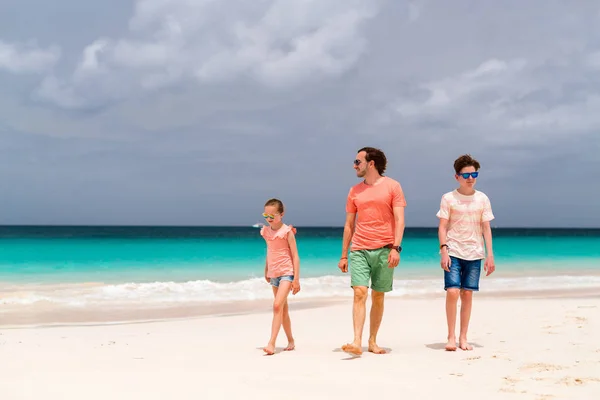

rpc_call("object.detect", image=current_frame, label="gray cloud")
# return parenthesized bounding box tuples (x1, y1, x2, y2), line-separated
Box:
(1, 0, 599, 227)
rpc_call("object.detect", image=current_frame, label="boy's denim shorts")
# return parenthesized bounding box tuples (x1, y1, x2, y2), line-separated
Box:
(270, 275, 294, 287)
(444, 256, 482, 291)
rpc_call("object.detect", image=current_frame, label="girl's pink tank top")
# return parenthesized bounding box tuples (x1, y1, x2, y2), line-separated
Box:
(260, 224, 296, 278)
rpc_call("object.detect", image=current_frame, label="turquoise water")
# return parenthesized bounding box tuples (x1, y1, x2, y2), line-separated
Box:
(1, 226, 599, 307)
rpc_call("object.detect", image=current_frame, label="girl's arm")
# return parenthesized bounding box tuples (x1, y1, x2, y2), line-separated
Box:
(287, 231, 301, 294)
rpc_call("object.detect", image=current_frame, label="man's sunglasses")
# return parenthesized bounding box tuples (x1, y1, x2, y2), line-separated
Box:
(459, 172, 479, 179)
(353, 159, 362, 166)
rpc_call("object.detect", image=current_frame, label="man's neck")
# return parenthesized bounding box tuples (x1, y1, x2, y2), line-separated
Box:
(363, 172, 383, 186)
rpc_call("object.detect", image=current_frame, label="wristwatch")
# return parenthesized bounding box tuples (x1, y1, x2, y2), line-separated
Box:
(393, 245, 402, 253)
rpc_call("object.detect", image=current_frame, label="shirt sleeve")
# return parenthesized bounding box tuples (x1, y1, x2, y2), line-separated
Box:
(482, 196, 495, 222)
(392, 181, 407, 207)
(345, 188, 357, 213)
(436, 196, 450, 219)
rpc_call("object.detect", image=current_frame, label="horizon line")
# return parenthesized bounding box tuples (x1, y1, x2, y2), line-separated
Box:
(1, 224, 599, 230)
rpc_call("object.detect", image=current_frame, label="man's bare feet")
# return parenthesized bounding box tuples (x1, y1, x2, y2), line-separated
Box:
(341, 343, 362, 355)
(284, 340, 295, 351)
(263, 343, 275, 355)
(459, 340, 473, 351)
(445, 339, 457, 351)
(368, 342, 386, 354)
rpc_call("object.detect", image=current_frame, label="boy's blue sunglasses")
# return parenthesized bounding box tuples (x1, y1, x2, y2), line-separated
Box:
(459, 172, 479, 179)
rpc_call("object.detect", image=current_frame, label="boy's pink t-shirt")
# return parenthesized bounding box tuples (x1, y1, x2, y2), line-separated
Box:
(346, 176, 407, 251)
(436, 189, 494, 260)
(260, 224, 296, 278)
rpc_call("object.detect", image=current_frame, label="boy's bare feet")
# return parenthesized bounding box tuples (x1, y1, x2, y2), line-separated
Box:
(445, 338, 457, 351)
(341, 342, 362, 355)
(459, 340, 473, 351)
(263, 343, 275, 355)
(368, 342, 386, 354)
(284, 340, 295, 351)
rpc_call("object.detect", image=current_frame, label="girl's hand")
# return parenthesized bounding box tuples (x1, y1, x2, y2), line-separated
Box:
(291, 279, 301, 295)
(265, 274, 270, 283)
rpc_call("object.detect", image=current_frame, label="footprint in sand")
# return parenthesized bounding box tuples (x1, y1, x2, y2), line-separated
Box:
(557, 377, 600, 386)
(519, 363, 567, 373)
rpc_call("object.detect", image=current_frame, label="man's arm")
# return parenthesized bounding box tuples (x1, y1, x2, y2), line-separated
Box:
(392, 206, 406, 247)
(341, 212, 356, 258)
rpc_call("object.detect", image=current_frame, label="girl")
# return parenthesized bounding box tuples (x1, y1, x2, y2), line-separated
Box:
(260, 198, 301, 355)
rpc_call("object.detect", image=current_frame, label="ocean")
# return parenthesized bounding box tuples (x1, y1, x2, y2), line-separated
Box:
(1, 226, 600, 310)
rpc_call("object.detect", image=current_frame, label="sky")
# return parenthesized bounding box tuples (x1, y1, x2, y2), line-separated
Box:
(1, 0, 599, 228)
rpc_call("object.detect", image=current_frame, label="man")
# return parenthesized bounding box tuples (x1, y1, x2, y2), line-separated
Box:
(437, 154, 495, 351)
(338, 147, 407, 355)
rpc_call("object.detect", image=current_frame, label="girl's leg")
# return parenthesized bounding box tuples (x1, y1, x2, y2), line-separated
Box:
(264, 280, 293, 355)
(281, 300, 295, 350)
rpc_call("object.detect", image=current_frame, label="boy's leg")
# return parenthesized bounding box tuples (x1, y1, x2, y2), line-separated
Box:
(342, 251, 370, 355)
(368, 247, 394, 354)
(444, 256, 461, 351)
(264, 279, 293, 355)
(459, 259, 482, 351)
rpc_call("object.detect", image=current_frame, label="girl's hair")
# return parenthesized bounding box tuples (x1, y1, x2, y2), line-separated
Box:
(264, 198, 284, 214)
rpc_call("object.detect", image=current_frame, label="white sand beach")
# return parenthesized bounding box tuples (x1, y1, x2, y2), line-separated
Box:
(1, 295, 599, 400)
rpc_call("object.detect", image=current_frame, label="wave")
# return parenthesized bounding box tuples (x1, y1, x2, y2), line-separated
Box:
(3, 274, 600, 307)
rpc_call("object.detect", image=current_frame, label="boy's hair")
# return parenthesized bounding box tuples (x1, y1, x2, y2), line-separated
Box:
(358, 147, 387, 175)
(264, 198, 284, 214)
(454, 154, 481, 174)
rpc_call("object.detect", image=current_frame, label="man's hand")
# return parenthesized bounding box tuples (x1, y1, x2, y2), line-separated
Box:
(440, 253, 451, 272)
(291, 279, 301, 294)
(338, 257, 348, 273)
(388, 249, 400, 268)
(484, 256, 495, 276)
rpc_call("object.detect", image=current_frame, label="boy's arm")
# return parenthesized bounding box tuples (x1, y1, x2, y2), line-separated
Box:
(482, 221, 494, 258)
(482, 221, 495, 275)
(438, 218, 449, 249)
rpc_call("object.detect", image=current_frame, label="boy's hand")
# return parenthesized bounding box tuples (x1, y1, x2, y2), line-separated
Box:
(291, 279, 301, 295)
(440, 254, 451, 272)
(484, 256, 495, 276)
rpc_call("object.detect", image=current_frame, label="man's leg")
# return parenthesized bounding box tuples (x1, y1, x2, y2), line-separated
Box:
(444, 256, 461, 351)
(458, 259, 481, 351)
(341, 286, 368, 355)
(368, 290, 385, 354)
(368, 248, 395, 354)
(342, 250, 370, 355)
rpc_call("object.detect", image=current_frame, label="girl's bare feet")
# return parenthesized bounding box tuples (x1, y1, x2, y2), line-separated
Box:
(263, 343, 275, 355)
(284, 340, 295, 351)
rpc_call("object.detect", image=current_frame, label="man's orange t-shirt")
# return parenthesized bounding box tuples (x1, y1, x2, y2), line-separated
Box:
(346, 176, 407, 251)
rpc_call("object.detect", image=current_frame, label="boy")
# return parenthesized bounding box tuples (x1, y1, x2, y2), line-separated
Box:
(436, 154, 495, 351)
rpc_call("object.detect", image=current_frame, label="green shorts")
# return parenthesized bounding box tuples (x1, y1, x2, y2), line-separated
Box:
(349, 247, 394, 293)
